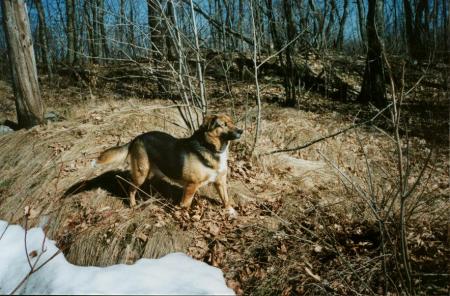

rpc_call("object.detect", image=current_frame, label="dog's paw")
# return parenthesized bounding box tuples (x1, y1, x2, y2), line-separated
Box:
(226, 207, 238, 219)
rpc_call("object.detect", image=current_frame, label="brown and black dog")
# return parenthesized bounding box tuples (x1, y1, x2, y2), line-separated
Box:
(96, 114, 243, 215)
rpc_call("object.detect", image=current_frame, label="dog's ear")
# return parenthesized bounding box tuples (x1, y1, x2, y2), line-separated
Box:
(202, 115, 222, 131)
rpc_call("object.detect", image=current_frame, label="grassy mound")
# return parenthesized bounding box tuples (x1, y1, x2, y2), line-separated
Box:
(0, 88, 448, 294)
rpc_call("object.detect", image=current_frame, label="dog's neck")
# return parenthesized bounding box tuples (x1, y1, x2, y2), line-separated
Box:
(191, 128, 228, 154)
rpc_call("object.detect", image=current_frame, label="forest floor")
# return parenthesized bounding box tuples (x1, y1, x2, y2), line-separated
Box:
(0, 56, 448, 295)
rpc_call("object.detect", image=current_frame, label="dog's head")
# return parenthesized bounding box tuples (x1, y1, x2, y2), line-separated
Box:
(202, 114, 243, 141)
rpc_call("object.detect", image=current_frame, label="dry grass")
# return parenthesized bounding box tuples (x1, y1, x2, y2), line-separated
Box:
(0, 79, 448, 294)
(0, 99, 195, 264)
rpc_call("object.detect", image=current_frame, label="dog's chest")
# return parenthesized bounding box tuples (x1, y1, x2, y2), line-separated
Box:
(205, 150, 228, 183)
(218, 150, 228, 172)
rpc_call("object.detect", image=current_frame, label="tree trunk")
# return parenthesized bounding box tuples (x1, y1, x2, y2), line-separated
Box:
(98, 0, 109, 60)
(148, 0, 165, 92)
(148, 0, 165, 58)
(336, 0, 349, 50)
(128, 1, 136, 58)
(283, 0, 297, 106)
(266, 0, 284, 69)
(2, 0, 45, 128)
(356, 0, 366, 45)
(444, 0, 449, 54)
(91, 1, 101, 63)
(358, 0, 387, 107)
(325, 0, 337, 46)
(237, 0, 244, 50)
(34, 0, 52, 79)
(116, 0, 125, 58)
(403, 0, 422, 59)
(84, 1, 94, 62)
(66, 0, 76, 64)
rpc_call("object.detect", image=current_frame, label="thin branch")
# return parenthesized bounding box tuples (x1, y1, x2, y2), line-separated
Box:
(269, 103, 392, 154)
(180, 0, 255, 46)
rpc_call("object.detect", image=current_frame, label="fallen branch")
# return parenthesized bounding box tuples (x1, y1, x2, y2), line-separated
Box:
(268, 103, 393, 154)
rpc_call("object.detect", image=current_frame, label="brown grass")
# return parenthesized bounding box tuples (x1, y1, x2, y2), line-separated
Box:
(0, 81, 448, 294)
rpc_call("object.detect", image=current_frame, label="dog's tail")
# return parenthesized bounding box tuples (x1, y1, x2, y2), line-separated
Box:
(96, 143, 130, 165)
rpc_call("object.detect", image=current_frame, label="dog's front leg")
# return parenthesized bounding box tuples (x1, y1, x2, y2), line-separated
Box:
(214, 174, 237, 217)
(180, 183, 200, 209)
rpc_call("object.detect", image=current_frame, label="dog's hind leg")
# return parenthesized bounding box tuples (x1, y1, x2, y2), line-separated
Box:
(129, 140, 150, 207)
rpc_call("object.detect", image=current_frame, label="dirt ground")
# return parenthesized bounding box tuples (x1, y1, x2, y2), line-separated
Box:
(0, 70, 448, 295)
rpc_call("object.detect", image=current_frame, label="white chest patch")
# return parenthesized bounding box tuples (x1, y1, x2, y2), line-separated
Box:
(205, 147, 228, 184)
(218, 150, 228, 173)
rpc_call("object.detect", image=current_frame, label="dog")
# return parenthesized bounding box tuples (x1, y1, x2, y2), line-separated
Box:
(96, 114, 243, 215)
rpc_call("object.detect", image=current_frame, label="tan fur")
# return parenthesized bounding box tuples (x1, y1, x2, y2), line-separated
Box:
(97, 143, 130, 164)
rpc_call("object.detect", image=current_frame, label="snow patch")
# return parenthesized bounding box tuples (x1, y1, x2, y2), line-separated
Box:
(0, 220, 234, 295)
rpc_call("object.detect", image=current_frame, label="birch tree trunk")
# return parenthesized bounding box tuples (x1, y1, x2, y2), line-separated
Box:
(2, 0, 45, 128)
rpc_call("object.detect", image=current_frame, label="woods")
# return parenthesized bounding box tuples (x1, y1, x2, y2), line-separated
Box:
(0, 0, 447, 114)
(0, 0, 448, 295)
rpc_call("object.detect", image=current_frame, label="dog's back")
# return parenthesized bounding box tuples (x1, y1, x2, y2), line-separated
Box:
(137, 131, 185, 180)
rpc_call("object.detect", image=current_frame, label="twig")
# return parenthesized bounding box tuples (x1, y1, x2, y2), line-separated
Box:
(256, 31, 305, 70)
(268, 103, 392, 154)
(10, 211, 61, 295)
(23, 211, 33, 270)
(250, 0, 262, 155)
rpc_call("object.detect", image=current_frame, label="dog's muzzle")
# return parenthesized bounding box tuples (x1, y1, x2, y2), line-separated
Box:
(229, 129, 243, 140)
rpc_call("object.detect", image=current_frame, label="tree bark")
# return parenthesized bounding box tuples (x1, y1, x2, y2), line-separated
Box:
(336, 0, 349, 50)
(325, 0, 337, 45)
(34, 0, 52, 79)
(403, 0, 423, 59)
(84, 1, 94, 62)
(148, 0, 166, 92)
(356, 0, 366, 44)
(91, 1, 101, 62)
(98, 0, 109, 60)
(128, 1, 136, 58)
(358, 0, 387, 107)
(2, 0, 45, 128)
(148, 0, 165, 58)
(66, 0, 76, 64)
(237, 0, 244, 50)
(283, 0, 297, 106)
(116, 0, 125, 57)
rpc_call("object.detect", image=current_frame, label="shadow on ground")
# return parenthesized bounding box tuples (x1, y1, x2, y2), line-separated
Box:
(62, 170, 184, 207)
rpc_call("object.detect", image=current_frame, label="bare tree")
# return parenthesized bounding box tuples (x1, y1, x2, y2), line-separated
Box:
(358, 0, 387, 107)
(336, 0, 349, 50)
(98, 0, 109, 61)
(283, 0, 297, 106)
(356, 0, 366, 45)
(33, 0, 52, 79)
(66, 0, 77, 64)
(2, 0, 45, 128)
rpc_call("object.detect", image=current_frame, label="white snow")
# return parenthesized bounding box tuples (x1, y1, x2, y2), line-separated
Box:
(0, 220, 234, 295)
